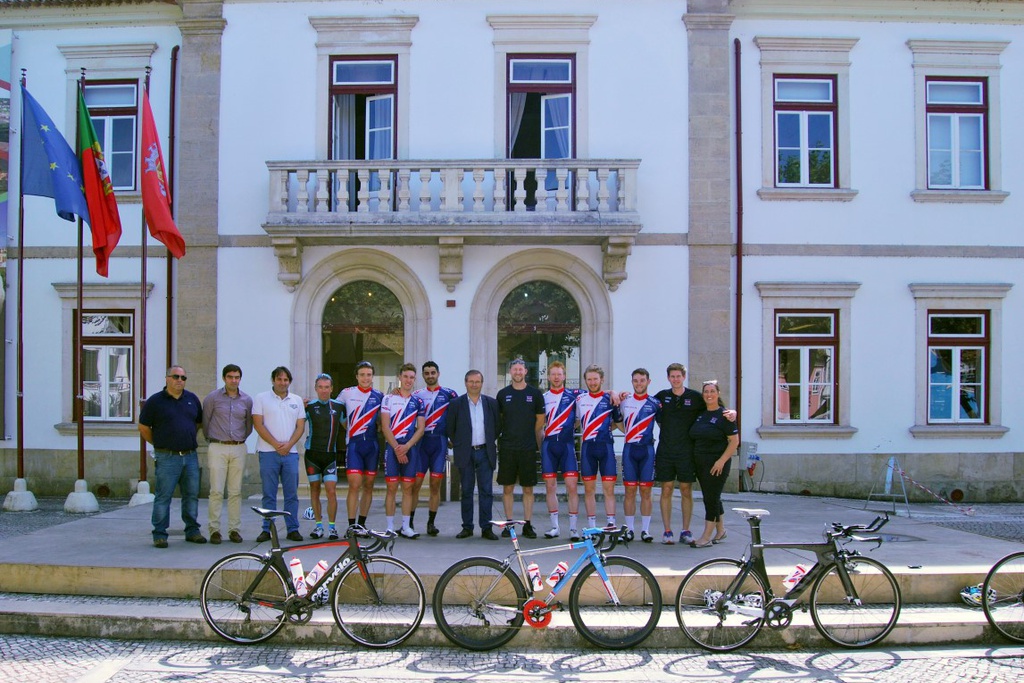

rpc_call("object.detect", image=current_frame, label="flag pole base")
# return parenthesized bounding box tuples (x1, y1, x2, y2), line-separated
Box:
(64, 479, 100, 513)
(3, 478, 39, 512)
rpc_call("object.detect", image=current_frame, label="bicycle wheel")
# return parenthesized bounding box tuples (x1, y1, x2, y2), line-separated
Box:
(331, 556, 426, 648)
(568, 556, 662, 648)
(200, 552, 290, 644)
(675, 558, 767, 652)
(810, 555, 901, 648)
(432, 556, 527, 650)
(983, 551, 1024, 643)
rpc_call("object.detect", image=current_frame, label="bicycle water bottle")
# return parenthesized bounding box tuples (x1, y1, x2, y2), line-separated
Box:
(782, 564, 809, 591)
(527, 562, 543, 592)
(546, 561, 569, 587)
(289, 557, 308, 597)
(305, 559, 330, 588)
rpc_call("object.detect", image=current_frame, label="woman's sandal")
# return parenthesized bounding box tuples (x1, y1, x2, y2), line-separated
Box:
(689, 539, 715, 548)
(712, 531, 728, 544)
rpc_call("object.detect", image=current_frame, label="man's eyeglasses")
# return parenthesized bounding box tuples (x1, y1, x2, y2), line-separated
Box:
(168, 374, 187, 381)
(316, 373, 333, 381)
(702, 380, 718, 386)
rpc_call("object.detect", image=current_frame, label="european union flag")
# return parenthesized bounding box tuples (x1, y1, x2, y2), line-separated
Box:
(20, 84, 90, 223)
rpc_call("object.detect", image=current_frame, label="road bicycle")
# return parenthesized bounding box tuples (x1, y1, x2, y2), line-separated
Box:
(675, 507, 901, 651)
(200, 507, 425, 648)
(432, 521, 661, 651)
(982, 550, 1024, 643)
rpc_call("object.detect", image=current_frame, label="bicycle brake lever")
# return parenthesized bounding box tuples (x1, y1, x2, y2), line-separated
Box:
(851, 534, 883, 550)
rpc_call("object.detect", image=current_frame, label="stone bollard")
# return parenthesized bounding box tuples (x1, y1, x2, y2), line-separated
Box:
(3, 478, 39, 511)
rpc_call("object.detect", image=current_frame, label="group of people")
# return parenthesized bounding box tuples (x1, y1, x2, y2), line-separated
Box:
(138, 358, 738, 550)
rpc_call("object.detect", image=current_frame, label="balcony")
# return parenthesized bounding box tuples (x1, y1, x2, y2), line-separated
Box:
(262, 158, 642, 292)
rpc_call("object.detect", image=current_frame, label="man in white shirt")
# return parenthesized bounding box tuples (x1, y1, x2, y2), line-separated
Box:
(252, 366, 306, 543)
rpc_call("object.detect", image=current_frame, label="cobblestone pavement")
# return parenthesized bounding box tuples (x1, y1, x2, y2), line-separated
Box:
(2, 636, 1022, 682)
(0, 497, 128, 539)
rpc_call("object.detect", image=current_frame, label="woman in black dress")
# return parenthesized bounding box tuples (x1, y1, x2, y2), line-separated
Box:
(688, 381, 739, 548)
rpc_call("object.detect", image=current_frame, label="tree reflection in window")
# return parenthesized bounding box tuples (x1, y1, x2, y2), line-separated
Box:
(321, 280, 403, 393)
(498, 281, 581, 387)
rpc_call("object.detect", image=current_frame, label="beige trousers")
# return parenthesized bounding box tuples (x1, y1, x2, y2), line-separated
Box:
(207, 442, 247, 534)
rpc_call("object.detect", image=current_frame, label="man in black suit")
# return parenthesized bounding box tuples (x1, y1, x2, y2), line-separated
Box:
(447, 370, 500, 540)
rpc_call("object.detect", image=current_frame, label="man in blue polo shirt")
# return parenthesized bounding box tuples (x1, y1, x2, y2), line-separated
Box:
(139, 365, 205, 548)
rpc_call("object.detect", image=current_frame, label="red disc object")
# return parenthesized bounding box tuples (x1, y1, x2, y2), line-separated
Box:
(523, 598, 552, 628)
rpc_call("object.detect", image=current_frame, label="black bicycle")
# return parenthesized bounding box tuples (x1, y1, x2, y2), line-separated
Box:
(982, 550, 1024, 643)
(675, 507, 901, 651)
(200, 507, 425, 648)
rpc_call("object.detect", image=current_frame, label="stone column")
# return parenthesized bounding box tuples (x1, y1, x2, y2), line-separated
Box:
(175, 1, 225, 399)
(684, 1, 734, 393)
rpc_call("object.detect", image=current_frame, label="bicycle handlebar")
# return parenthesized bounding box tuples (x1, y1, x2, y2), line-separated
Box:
(347, 526, 397, 554)
(828, 514, 889, 541)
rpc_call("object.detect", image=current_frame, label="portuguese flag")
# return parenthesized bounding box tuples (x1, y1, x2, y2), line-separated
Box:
(76, 86, 122, 277)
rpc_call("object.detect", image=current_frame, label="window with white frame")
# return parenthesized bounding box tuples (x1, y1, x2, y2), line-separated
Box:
(910, 283, 1009, 437)
(926, 79, 987, 189)
(84, 81, 138, 191)
(755, 37, 857, 201)
(755, 282, 858, 438)
(774, 76, 837, 187)
(53, 282, 151, 435)
(926, 311, 986, 423)
(774, 311, 836, 424)
(76, 311, 134, 422)
(908, 40, 1008, 203)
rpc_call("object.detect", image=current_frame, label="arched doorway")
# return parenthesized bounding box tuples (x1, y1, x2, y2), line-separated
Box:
(498, 281, 581, 389)
(321, 280, 404, 393)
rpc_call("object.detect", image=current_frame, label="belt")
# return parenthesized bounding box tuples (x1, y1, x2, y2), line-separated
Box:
(156, 449, 193, 456)
(471, 445, 487, 451)
(211, 440, 245, 445)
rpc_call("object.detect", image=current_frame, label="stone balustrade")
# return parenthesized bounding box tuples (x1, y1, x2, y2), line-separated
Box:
(266, 158, 640, 216)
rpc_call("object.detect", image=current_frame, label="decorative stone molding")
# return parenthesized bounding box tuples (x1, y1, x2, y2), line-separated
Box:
(272, 237, 303, 291)
(438, 236, 464, 292)
(177, 18, 227, 36)
(602, 235, 634, 291)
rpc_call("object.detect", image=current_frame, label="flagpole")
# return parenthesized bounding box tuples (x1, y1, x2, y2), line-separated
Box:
(15, 72, 25, 481)
(75, 70, 86, 483)
(139, 68, 150, 486)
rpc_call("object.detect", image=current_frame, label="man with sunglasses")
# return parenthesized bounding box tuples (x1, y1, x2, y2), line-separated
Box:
(139, 365, 204, 548)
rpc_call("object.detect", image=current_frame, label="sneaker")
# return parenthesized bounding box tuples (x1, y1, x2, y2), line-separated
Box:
(569, 529, 580, 542)
(399, 527, 420, 539)
(310, 525, 325, 540)
(623, 529, 635, 542)
(641, 530, 654, 543)
(427, 523, 440, 537)
(662, 531, 675, 545)
(680, 530, 694, 545)
(328, 526, 339, 541)
(256, 531, 272, 543)
(286, 531, 303, 542)
(522, 522, 537, 539)
(501, 526, 512, 538)
(544, 527, 560, 539)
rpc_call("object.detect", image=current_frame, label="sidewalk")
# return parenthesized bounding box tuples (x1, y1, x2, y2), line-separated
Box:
(0, 488, 1019, 647)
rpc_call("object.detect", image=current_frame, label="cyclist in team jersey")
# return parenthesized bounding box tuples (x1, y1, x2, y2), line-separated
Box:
(338, 361, 384, 530)
(576, 365, 621, 530)
(616, 368, 661, 542)
(540, 361, 582, 539)
(381, 363, 427, 538)
(304, 373, 345, 540)
(411, 361, 458, 536)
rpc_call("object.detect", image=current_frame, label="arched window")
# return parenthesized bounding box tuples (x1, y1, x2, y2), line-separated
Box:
(497, 281, 581, 389)
(322, 280, 404, 393)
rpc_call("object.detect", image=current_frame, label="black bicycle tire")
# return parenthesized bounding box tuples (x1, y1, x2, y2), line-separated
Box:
(567, 555, 662, 648)
(982, 550, 1024, 644)
(431, 556, 527, 650)
(200, 552, 290, 644)
(331, 555, 426, 648)
(674, 557, 768, 652)
(809, 555, 901, 648)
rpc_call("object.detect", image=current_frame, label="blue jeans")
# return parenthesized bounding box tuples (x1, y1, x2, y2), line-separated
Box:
(459, 448, 494, 531)
(259, 451, 299, 532)
(152, 450, 201, 540)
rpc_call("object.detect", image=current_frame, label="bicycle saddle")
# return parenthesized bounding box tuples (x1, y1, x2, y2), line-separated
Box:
(732, 508, 770, 519)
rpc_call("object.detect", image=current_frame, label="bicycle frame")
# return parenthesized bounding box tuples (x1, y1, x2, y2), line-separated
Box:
(500, 522, 623, 609)
(717, 512, 884, 618)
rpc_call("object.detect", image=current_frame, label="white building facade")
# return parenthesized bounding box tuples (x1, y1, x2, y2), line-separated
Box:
(0, 0, 1020, 501)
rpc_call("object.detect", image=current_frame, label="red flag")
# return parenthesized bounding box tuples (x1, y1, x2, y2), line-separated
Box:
(141, 90, 185, 258)
(77, 86, 122, 276)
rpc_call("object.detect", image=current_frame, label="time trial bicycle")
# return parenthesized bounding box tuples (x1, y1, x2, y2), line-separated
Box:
(432, 521, 662, 651)
(675, 507, 901, 651)
(200, 507, 425, 648)
(982, 549, 1024, 643)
